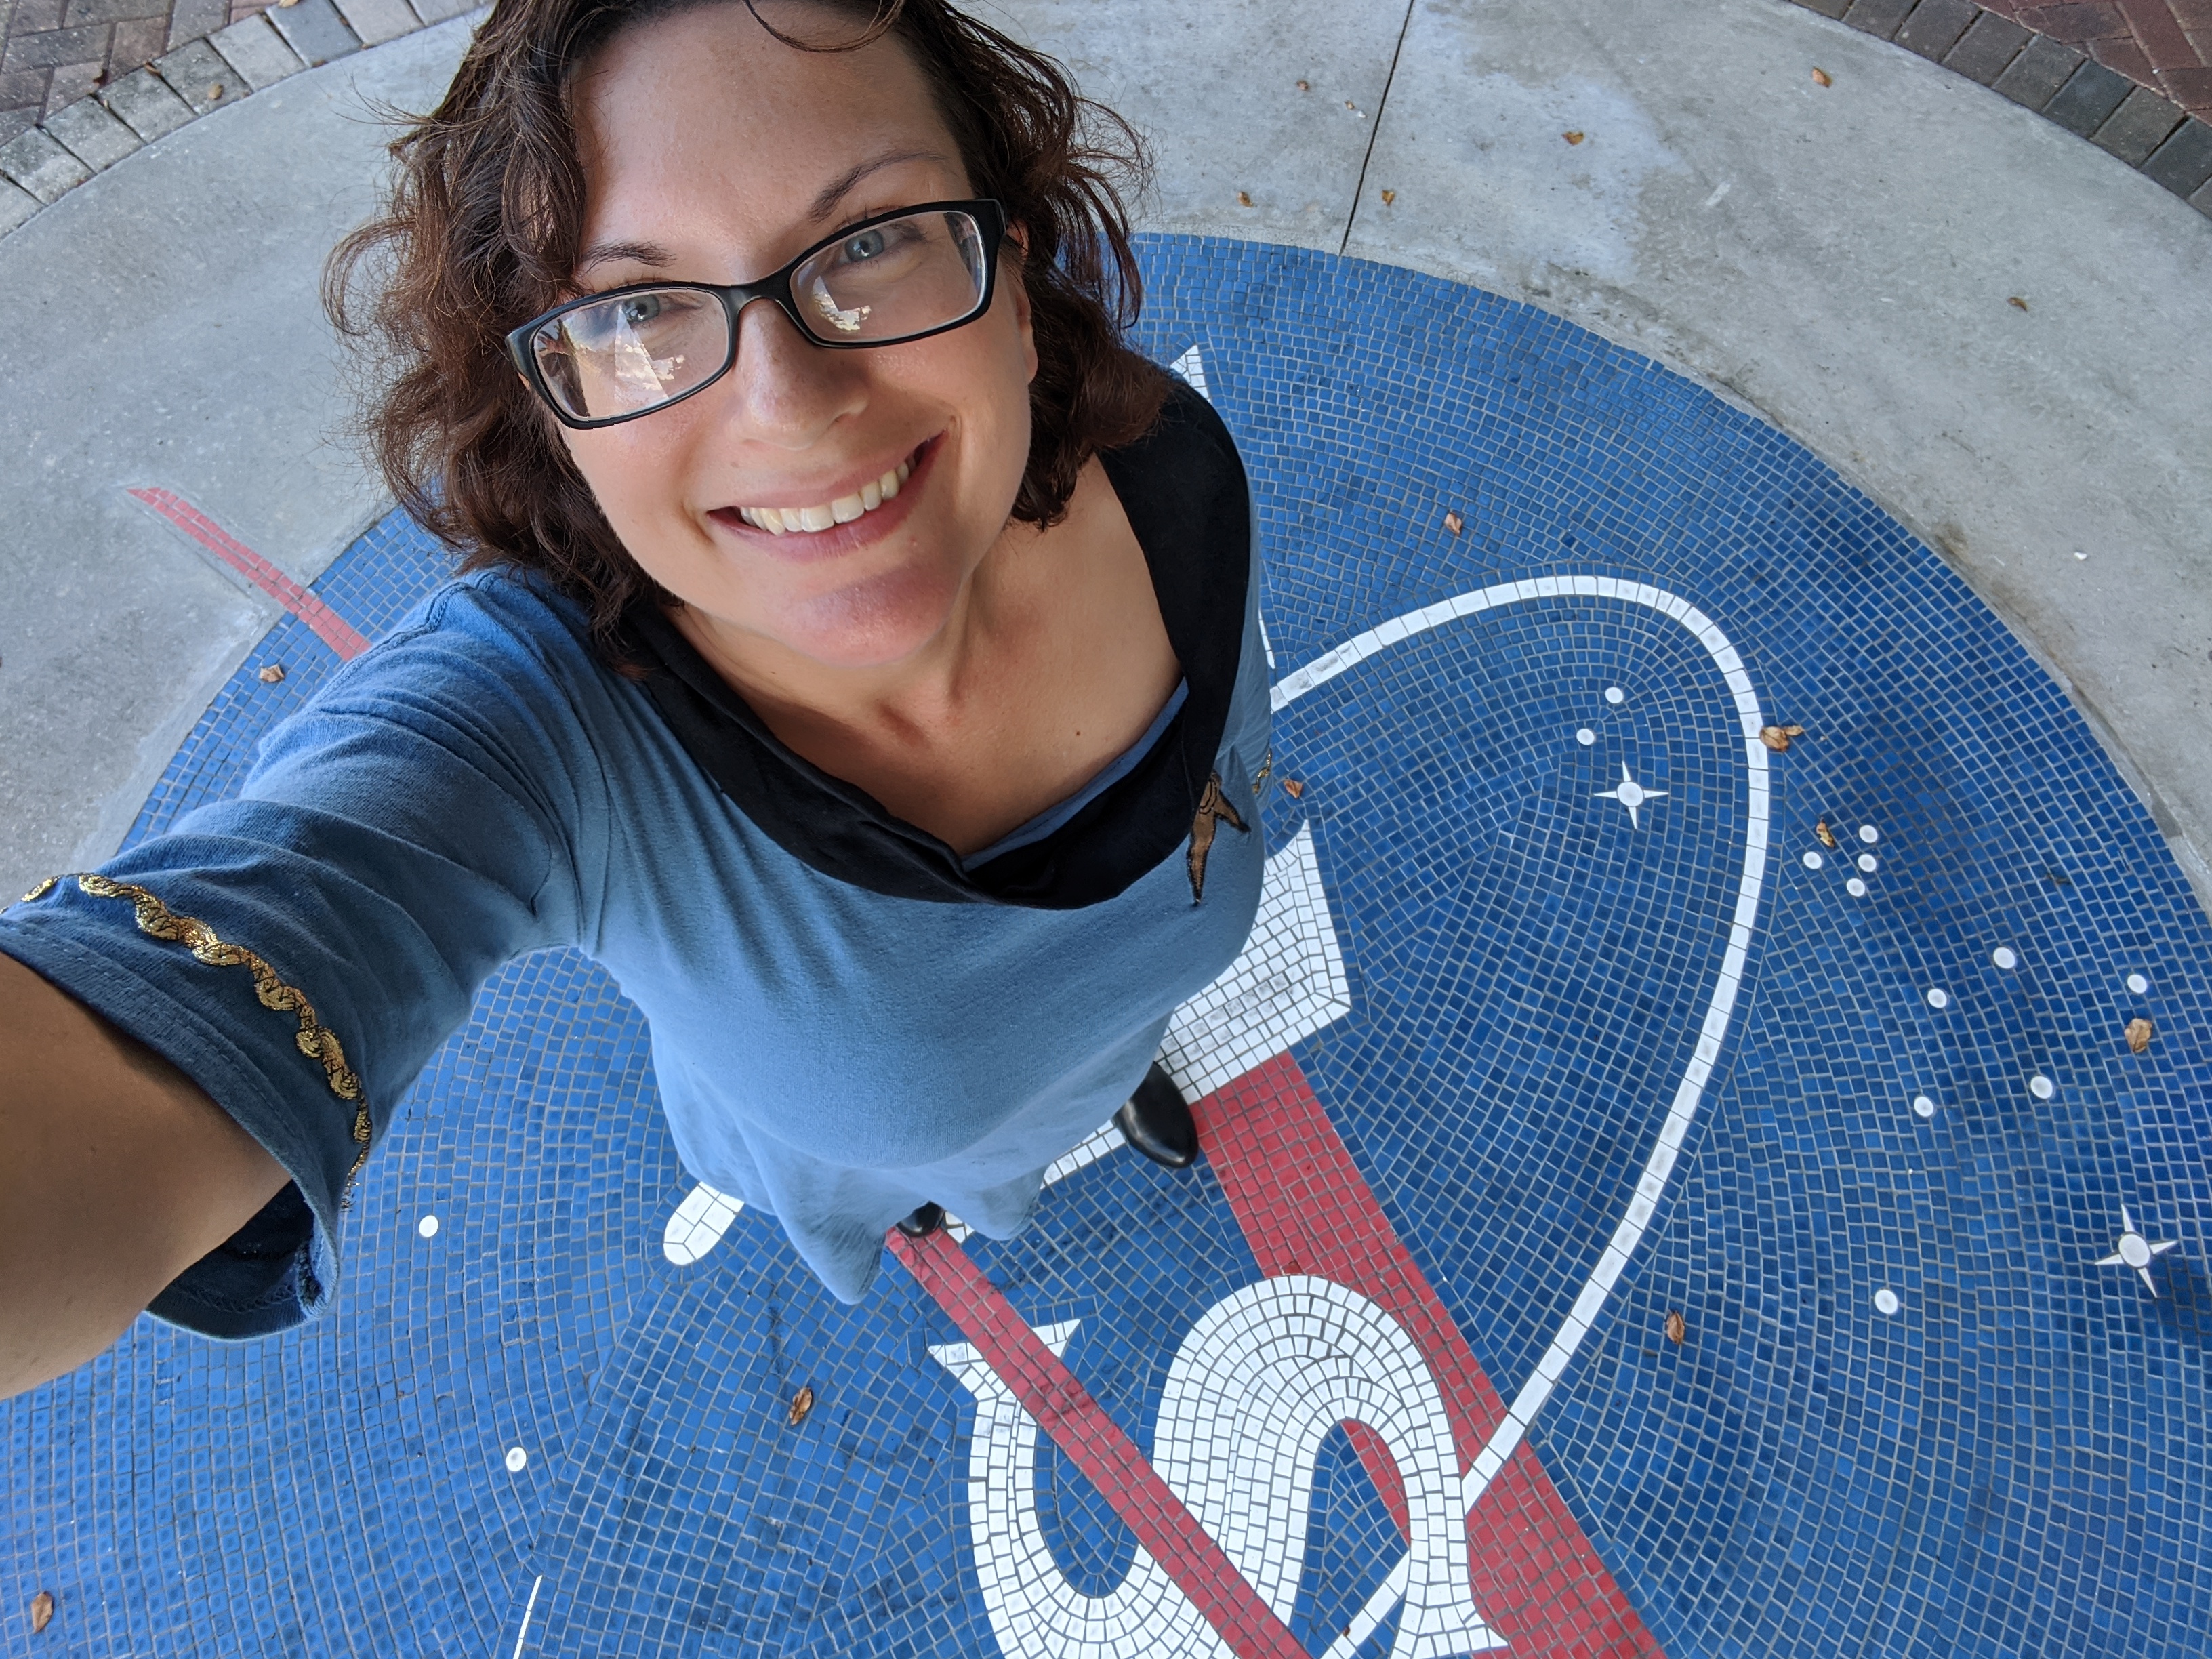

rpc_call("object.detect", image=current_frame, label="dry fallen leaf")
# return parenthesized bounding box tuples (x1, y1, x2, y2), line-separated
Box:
(2008, 295, 2029, 312)
(276, 0, 300, 7)
(30, 1591, 54, 1634)
(2126, 1017, 2153, 1054)
(788, 1385, 815, 1426)
(1296, 79, 1310, 91)
(1664, 1311, 1687, 1346)
(1380, 188, 1396, 205)
(1811, 67, 1832, 87)
(1563, 130, 1585, 145)
(1815, 819, 1838, 849)
(1443, 510, 1464, 535)
(257, 663, 285, 684)
(1759, 724, 1807, 753)
(1282, 777, 1305, 799)
(207, 83, 224, 100)
(1237, 190, 1252, 207)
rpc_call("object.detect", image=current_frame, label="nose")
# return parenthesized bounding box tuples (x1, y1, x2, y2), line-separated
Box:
(712, 292, 866, 449)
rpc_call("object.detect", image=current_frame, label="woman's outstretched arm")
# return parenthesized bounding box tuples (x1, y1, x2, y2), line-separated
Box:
(0, 954, 287, 1399)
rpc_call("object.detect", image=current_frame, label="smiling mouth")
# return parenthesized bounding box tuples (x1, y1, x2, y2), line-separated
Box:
(731, 449, 920, 536)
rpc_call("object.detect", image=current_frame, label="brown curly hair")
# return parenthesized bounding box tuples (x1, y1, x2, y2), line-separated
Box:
(325, 0, 1170, 649)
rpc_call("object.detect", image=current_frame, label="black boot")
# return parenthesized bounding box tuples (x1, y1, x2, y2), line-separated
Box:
(1115, 1063, 1200, 1169)
(895, 1202, 945, 1237)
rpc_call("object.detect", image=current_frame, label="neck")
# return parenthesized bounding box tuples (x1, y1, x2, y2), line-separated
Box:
(670, 512, 1038, 750)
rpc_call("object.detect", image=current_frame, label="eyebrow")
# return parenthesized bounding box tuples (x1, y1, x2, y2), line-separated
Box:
(573, 149, 953, 278)
(575, 238, 676, 275)
(804, 148, 950, 223)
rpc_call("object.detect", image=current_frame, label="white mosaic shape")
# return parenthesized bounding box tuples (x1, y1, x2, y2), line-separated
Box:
(662, 1183, 744, 1265)
(1595, 760, 1667, 830)
(1160, 823, 1353, 1101)
(930, 1278, 1502, 1659)
(2097, 1204, 2180, 1295)
(1168, 342, 1211, 403)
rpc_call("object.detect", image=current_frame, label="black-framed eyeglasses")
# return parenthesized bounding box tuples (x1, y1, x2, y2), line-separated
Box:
(506, 199, 1008, 430)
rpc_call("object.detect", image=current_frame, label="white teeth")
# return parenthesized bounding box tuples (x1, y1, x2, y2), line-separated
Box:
(739, 457, 916, 533)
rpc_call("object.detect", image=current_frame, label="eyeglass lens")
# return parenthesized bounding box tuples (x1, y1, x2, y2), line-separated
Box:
(529, 208, 990, 424)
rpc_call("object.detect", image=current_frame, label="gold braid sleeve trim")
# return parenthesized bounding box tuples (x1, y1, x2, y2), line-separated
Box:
(21, 874, 371, 1187)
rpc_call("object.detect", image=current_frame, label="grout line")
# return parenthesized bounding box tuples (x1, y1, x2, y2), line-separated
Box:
(1339, 0, 1417, 257)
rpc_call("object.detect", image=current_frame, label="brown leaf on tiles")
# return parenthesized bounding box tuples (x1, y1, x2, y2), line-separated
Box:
(1759, 724, 1805, 752)
(2126, 1017, 2153, 1054)
(257, 663, 286, 684)
(1443, 510, 1464, 535)
(1664, 1311, 1687, 1345)
(2008, 296, 2028, 311)
(30, 1592, 54, 1634)
(1811, 67, 1832, 86)
(208, 84, 224, 100)
(1237, 190, 1253, 207)
(1381, 189, 1397, 205)
(1282, 778, 1305, 798)
(788, 1385, 815, 1426)
(1815, 819, 1838, 849)
(1296, 79, 1310, 91)
(1563, 131, 1585, 145)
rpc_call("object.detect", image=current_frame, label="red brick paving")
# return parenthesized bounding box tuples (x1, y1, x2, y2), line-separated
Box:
(1980, 0, 2212, 111)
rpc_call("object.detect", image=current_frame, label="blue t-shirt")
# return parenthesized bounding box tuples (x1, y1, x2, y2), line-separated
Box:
(0, 392, 1270, 1332)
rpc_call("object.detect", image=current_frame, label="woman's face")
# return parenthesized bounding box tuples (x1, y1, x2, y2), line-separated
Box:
(563, 3, 1036, 672)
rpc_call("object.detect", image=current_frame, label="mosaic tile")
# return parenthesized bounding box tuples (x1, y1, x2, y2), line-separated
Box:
(6, 237, 2209, 1659)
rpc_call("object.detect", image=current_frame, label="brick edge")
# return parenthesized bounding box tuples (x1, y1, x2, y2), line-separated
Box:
(1790, 0, 2212, 216)
(2, 0, 2208, 239)
(0, 0, 484, 240)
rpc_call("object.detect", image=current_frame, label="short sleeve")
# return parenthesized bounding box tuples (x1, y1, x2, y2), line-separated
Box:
(0, 577, 609, 1336)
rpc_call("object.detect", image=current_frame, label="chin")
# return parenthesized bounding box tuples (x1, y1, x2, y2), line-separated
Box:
(776, 560, 964, 670)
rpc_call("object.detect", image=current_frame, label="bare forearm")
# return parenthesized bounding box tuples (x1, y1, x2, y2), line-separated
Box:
(0, 953, 287, 1399)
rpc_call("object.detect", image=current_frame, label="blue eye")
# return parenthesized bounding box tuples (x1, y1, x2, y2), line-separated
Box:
(617, 294, 665, 325)
(840, 230, 888, 263)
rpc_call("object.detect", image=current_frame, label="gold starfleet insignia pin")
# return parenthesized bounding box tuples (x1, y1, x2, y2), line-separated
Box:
(1187, 771, 1249, 903)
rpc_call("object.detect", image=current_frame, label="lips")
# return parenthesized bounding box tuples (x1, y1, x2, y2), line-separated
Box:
(707, 436, 938, 560)
(734, 455, 913, 535)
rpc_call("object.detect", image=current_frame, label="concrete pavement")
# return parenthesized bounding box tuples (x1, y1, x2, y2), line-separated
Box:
(1, 0, 2207, 909)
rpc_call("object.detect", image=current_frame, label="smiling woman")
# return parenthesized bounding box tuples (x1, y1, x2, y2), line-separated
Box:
(0, 0, 1268, 1397)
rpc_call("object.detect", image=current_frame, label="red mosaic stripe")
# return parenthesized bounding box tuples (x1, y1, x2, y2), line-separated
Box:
(129, 487, 370, 661)
(889, 1224, 1310, 1659)
(1198, 1052, 1667, 1659)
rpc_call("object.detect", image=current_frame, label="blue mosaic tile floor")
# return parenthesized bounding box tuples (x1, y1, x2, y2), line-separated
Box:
(5, 237, 2209, 1659)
